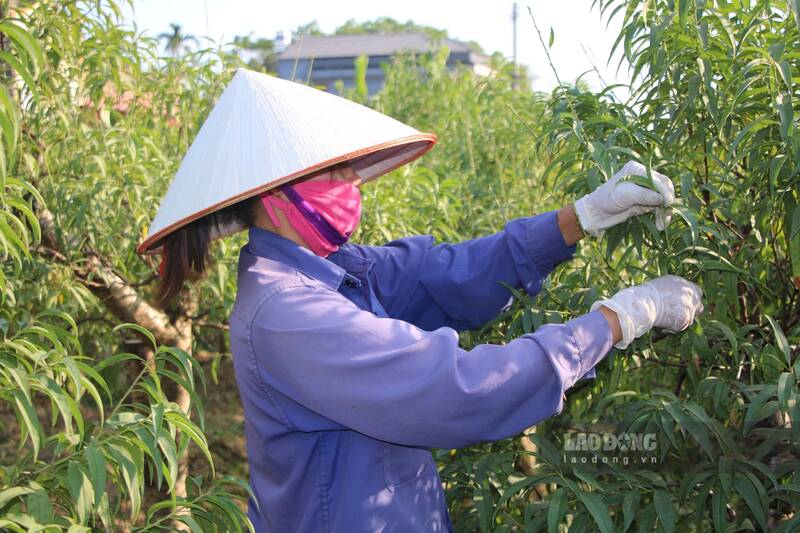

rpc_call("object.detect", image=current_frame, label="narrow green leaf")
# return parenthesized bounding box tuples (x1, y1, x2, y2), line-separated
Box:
(734, 473, 768, 531)
(107, 441, 143, 519)
(791, 0, 800, 33)
(712, 486, 726, 532)
(0, 21, 45, 74)
(12, 390, 42, 460)
(0, 485, 36, 508)
(778, 373, 794, 410)
(164, 410, 215, 477)
(622, 490, 639, 532)
(85, 443, 107, 508)
(765, 314, 791, 366)
(25, 482, 53, 524)
(0, 51, 37, 100)
(653, 489, 676, 533)
(576, 492, 614, 533)
(547, 487, 567, 533)
(0, 84, 19, 164)
(66, 462, 93, 525)
(776, 93, 794, 141)
(617, 173, 659, 192)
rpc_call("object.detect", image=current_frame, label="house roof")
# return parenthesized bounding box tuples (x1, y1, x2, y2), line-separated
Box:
(278, 32, 487, 62)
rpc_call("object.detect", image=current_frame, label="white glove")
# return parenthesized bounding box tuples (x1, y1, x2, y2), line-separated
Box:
(591, 275, 704, 349)
(575, 161, 676, 238)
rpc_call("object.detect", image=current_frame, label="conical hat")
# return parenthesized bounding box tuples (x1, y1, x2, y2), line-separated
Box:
(137, 68, 436, 255)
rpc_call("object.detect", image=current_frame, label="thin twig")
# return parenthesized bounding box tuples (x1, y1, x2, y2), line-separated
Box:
(580, 42, 609, 87)
(527, 6, 565, 88)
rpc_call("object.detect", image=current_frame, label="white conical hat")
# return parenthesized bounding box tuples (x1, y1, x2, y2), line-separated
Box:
(137, 67, 436, 255)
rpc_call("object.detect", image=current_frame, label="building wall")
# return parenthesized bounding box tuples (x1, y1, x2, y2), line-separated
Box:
(277, 52, 483, 96)
(278, 56, 394, 96)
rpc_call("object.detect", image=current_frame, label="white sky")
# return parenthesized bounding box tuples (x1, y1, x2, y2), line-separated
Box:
(123, 0, 631, 95)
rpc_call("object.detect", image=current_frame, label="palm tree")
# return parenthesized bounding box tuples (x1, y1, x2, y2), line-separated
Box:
(157, 23, 198, 58)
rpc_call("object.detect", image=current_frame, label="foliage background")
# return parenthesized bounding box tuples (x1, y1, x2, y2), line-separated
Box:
(0, 0, 798, 531)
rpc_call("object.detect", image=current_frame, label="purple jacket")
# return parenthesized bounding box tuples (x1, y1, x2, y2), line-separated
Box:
(229, 210, 613, 532)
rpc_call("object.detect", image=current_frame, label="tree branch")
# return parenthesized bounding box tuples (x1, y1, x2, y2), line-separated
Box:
(35, 206, 186, 347)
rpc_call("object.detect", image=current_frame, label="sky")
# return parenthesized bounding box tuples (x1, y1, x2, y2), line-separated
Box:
(122, 0, 631, 95)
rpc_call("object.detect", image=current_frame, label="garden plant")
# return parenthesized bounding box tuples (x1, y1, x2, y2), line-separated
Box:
(0, 0, 797, 531)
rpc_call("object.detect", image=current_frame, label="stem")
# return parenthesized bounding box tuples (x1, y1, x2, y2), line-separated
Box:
(104, 364, 150, 430)
(527, 6, 565, 88)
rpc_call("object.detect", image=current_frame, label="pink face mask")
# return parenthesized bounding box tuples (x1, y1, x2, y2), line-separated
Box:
(258, 174, 361, 258)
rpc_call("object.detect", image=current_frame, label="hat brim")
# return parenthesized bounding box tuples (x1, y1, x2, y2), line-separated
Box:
(136, 133, 436, 256)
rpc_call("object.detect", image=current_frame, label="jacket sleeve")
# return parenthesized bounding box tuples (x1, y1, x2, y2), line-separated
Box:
(250, 282, 612, 449)
(344, 210, 576, 332)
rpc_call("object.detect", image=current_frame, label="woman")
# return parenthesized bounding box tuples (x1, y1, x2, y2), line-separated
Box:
(139, 69, 703, 532)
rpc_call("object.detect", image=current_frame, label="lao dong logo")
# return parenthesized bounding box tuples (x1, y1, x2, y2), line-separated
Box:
(561, 431, 660, 467)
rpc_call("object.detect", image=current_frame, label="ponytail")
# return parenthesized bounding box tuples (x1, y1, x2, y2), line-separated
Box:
(154, 197, 260, 309)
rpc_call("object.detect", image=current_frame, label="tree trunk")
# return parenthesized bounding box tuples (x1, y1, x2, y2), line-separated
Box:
(169, 286, 199, 531)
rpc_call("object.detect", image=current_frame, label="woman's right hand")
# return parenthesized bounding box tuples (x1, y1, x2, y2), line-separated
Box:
(590, 275, 704, 349)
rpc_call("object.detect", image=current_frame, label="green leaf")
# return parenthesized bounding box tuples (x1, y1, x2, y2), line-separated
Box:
(497, 473, 552, 510)
(547, 487, 567, 533)
(25, 482, 53, 524)
(176, 513, 205, 532)
(12, 389, 42, 460)
(112, 323, 157, 351)
(354, 54, 368, 102)
(697, 56, 720, 127)
(744, 388, 776, 436)
(66, 462, 93, 525)
(734, 473, 768, 531)
(791, 0, 800, 33)
(0, 51, 38, 100)
(0, 84, 19, 163)
(776, 92, 794, 140)
(622, 490, 640, 532)
(107, 441, 143, 519)
(778, 373, 794, 410)
(156, 428, 179, 493)
(712, 486, 726, 532)
(85, 442, 107, 508)
(93, 352, 143, 373)
(653, 489, 676, 533)
(677, 0, 690, 26)
(0, 485, 36, 509)
(549, 27, 555, 48)
(673, 205, 699, 244)
(706, 320, 737, 353)
(38, 375, 75, 436)
(0, 21, 45, 74)
(576, 492, 614, 533)
(164, 410, 215, 477)
(779, 60, 793, 92)
(617, 173, 659, 192)
(765, 315, 791, 366)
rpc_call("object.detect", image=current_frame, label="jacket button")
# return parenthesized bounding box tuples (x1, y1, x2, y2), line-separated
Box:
(345, 279, 356, 288)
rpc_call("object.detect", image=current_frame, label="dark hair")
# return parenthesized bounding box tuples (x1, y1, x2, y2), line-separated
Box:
(154, 197, 260, 309)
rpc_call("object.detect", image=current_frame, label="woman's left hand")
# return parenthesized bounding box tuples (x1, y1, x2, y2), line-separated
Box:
(573, 161, 676, 238)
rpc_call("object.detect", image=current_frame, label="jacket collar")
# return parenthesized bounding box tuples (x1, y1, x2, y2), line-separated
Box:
(245, 225, 374, 290)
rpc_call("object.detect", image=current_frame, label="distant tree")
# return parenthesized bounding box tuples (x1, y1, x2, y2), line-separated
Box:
(158, 22, 198, 57)
(334, 17, 447, 40)
(232, 34, 277, 72)
(334, 18, 490, 54)
(465, 39, 486, 54)
(291, 21, 323, 42)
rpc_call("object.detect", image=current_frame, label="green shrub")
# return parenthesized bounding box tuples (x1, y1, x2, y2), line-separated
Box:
(0, 1, 252, 530)
(368, 1, 799, 530)
(1, 0, 797, 530)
